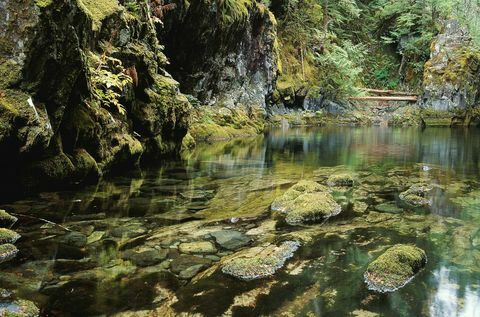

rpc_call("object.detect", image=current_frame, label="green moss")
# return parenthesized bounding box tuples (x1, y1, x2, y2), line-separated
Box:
(0, 228, 21, 244)
(0, 210, 18, 227)
(326, 172, 357, 187)
(399, 185, 433, 207)
(0, 243, 18, 264)
(282, 192, 342, 225)
(0, 299, 40, 317)
(271, 180, 327, 212)
(365, 244, 426, 292)
(0, 60, 22, 90)
(77, 0, 120, 31)
(34, 0, 53, 8)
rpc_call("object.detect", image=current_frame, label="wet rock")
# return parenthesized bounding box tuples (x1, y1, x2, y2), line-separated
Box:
(326, 172, 357, 187)
(0, 228, 21, 244)
(399, 185, 433, 207)
(178, 264, 205, 280)
(178, 241, 217, 254)
(364, 244, 427, 293)
(0, 243, 18, 264)
(122, 249, 168, 267)
(59, 232, 87, 248)
(86, 231, 105, 245)
(353, 201, 369, 214)
(210, 230, 252, 251)
(110, 224, 147, 239)
(0, 210, 17, 227)
(0, 298, 40, 317)
(375, 203, 403, 214)
(170, 255, 212, 274)
(222, 241, 300, 281)
(273, 187, 341, 225)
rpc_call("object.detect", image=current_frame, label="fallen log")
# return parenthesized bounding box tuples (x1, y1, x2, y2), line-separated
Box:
(349, 96, 418, 102)
(359, 88, 416, 96)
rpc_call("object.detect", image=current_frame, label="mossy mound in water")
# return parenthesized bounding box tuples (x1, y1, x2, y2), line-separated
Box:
(0, 244, 18, 264)
(0, 210, 17, 227)
(0, 298, 40, 317)
(282, 193, 342, 225)
(364, 244, 427, 293)
(326, 172, 357, 187)
(0, 228, 20, 244)
(222, 241, 300, 281)
(399, 185, 433, 207)
(271, 180, 328, 212)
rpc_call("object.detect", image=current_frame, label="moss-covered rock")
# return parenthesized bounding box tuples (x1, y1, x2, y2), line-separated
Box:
(326, 172, 358, 187)
(0, 210, 17, 228)
(0, 228, 20, 244)
(222, 241, 300, 280)
(364, 244, 427, 292)
(271, 180, 328, 212)
(281, 192, 342, 225)
(399, 185, 433, 207)
(0, 243, 18, 264)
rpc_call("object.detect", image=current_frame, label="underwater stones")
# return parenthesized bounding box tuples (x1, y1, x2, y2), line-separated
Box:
(374, 202, 403, 214)
(178, 264, 205, 280)
(59, 231, 87, 248)
(178, 241, 217, 254)
(180, 190, 215, 202)
(0, 228, 20, 244)
(399, 185, 433, 207)
(0, 298, 40, 317)
(326, 172, 357, 187)
(210, 230, 252, 251)
(271, 180, 328, 213)
(0, 243, 18, 264)
(364, 244, 427, 293)
(170, 255, 211, 274)
(122, 249, 168, 267)
(0, 210, 17, 227)
(221, 241, 300, 281)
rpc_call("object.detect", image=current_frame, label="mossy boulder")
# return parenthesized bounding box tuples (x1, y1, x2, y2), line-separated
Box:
(364, 244, 427, 293)
(399, 185, 433, 207)
(0, 228, 20, 244)
(280, 192, 342, 225)
(222, 241, 300, 280)
(0, 243, 18, 264)
(271, 180, 328, 212)
(0, 210, 17, 228)
(326, 172, 358, 187)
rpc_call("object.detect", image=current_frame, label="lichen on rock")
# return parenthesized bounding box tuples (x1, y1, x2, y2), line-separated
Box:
(222, 241, 300, 281)
(364, 244, 427, 293)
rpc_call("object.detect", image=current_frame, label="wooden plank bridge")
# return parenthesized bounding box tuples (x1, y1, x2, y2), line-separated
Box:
(349, 88, 418, 102)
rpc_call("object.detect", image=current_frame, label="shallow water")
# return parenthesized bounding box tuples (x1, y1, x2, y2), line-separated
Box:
(1, 126, 480, 316)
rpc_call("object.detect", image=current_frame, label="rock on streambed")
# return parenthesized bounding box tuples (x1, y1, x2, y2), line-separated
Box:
(364, 244, 427, 293)
(222, 241, 300, 281)
(271, 180, 341, 225)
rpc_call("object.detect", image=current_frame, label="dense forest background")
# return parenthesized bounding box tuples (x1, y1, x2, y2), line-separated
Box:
(268, 0, 480, 99)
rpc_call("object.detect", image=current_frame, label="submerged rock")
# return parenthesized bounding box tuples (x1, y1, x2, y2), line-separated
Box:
(222, 241, 300, 281)
(170, 255, 212, 274)
(178, 241, 217, 254)
(364, 244, 427, 293)
(375, 202, 403, 214)
(210, 230, 252, 251)
(0, 243, 18, 264)
(122, 249, 169, 267)
(326, 172, 357, 187)
(0, 298, 40, 317)
(271, 180, 328, 212)
(399, 185, 433, 207)
(0, 228, 20, 244)
(0, 210, 17, 227)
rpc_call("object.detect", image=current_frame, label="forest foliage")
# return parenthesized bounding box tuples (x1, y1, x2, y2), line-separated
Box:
(271, 0, 480, 100)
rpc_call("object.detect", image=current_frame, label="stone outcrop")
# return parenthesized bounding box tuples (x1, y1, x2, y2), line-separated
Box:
(0, 0, 191, 194)
(163, 0, 278, 109)
(421, 20, 480, 125)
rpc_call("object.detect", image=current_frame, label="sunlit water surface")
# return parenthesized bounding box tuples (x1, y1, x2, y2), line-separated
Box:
(1, 127, 480, 316)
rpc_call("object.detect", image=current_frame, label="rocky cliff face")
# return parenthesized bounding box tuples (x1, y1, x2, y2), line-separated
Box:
(421, 20, 480, 120)
(163, 0, 278, 109)
(0, 0, 191, 194)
